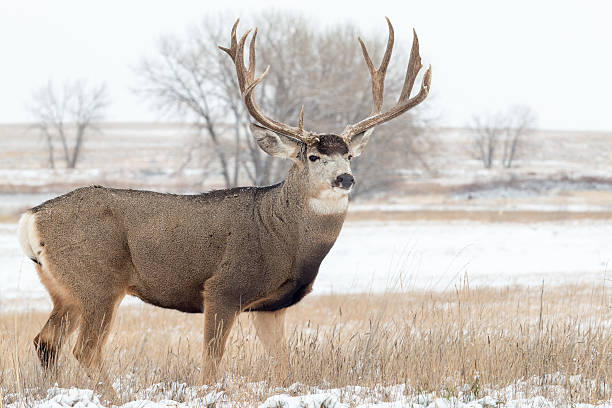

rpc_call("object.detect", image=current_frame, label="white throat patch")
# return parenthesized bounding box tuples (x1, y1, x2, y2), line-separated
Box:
(308, 189, 349, 215)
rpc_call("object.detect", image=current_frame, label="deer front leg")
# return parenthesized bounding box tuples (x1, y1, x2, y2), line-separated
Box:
(253, 309, 289, 381)
(200, 297, 239, 384)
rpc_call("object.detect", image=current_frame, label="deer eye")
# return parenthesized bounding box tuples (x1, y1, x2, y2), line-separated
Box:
(348, 154, 353, 160)
(309, 155, 320, 162)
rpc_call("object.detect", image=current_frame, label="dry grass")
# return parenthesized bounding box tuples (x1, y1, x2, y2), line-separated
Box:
(1, 283, 611, 406)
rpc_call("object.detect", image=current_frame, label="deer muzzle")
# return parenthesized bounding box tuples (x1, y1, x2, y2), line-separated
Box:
(335, 173, 355, 190)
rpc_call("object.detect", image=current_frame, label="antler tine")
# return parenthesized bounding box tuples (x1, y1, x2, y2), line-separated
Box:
(398, 29, 422, 104)
(358, 38, 375, 75)
(379, 17, 395, 85)
(341, 18, 432, 141)
(244, 65, 270, 97)
(248, 28, 258, 82)
(234, 28, 252, 92)
(358, 16, 394, 114)
(298, 105, 304, 132)
(218, 19, 240, 60)
(247, 27, 257, 81)
(219, 19, 248, 92)
(220, 19, 320, 144)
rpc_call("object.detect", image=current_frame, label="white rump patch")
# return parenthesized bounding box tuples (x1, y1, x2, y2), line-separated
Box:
(309, 189, 349, 215)
(17, 211, 38, 260)
(17, 211, 73, 301)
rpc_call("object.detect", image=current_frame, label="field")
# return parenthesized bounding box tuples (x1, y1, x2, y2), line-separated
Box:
(0, 124, 611, 407)
(1, 285, 611, 407)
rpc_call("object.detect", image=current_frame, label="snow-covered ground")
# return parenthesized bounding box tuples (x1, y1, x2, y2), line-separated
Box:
(6, 381, 612, 408)
(1, 219, 611, 308)
(320, 220, 611, 293)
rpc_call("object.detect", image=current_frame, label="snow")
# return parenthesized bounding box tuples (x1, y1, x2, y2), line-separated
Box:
(260, 393, 342, 408)
(36, 388, 102, 408)
(316, 220, 611, 293)
(7, 385, 223, 408)
(6, 383, 612, 408)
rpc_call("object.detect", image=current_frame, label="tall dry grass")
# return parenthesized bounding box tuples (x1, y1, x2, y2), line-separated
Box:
(1, 282, 611, 406)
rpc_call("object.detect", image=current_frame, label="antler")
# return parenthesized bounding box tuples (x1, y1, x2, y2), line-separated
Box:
(340, 17, 432, 141)
(219, 19, 319, 145)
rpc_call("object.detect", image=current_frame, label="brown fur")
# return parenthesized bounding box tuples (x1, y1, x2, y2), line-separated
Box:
(21, 161, 348, 386)
(314, 135, 349, 156)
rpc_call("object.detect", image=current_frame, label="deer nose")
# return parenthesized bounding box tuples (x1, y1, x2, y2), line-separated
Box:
(336, 173, 355, 189)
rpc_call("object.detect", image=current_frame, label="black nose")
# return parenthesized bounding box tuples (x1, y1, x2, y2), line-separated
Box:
(336, 173, 355, 189)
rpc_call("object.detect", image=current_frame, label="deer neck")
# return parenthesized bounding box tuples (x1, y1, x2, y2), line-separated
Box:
(252, 164, 348, 272)
(268, 163, 348, 236)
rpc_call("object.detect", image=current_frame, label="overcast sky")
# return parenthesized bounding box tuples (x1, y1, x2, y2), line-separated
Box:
(1, 0, 611, 131)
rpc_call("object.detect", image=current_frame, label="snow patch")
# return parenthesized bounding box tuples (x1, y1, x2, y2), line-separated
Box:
(6, 384, 612, 408)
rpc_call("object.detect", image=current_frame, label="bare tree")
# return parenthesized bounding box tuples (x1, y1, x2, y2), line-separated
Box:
(470, 105, 537, 169)
(136, 12, 432, 194)
(501, 105, 537, 168)
(470, 112, 504, 169)
(30, 80, 109, 168)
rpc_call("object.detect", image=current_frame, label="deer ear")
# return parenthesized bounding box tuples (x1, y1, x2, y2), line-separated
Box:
(249, 123, 301, 160)
(349, 128, 374, 157)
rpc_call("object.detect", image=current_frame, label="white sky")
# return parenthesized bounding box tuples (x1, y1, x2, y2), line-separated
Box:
(1, 0, 611, 131)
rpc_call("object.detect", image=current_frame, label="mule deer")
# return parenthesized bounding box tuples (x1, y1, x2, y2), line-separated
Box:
(18, 17, 431, 389)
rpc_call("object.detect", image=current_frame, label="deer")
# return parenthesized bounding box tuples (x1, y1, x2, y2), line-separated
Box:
(17, 17, 431, 395)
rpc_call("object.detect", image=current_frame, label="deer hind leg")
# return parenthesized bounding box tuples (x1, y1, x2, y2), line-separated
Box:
(200, 297, 239, 384)
(32, 260, 82, 370)
(253, 309, 289, 381)
(34, 302, 80, 370)
(72, 293, 123, 401)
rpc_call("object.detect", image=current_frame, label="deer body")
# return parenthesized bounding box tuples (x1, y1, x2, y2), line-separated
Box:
(19, 17, 430, 393)
(23, 164, 344, 316)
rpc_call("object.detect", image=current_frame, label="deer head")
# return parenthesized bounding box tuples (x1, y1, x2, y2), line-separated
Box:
(220, 17, 432, 197)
